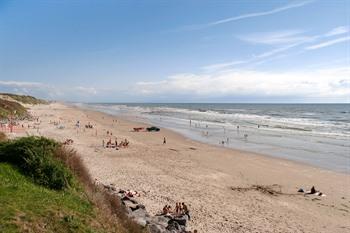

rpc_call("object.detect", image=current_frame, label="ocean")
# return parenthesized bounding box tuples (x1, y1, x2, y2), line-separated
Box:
(78, 103, 350, 173)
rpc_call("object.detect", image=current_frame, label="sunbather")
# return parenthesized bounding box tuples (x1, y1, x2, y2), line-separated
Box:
(182, 202, 190, 220)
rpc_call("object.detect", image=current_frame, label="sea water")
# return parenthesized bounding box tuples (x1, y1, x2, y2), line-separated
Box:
(78, 103, 350, 173)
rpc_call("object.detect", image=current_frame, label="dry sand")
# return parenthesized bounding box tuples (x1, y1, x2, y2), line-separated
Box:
(17, 103, 350, 233)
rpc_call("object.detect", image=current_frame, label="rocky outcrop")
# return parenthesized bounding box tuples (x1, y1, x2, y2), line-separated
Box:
(101, 184, 190, 233)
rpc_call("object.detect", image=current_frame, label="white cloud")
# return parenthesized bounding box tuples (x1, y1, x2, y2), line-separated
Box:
(75, 86, 97, 95)
(326, 26, 349, 37)
(204, 26, 349, 72)
(135, 67, 350, 101)
(0, 80, 44, 87)
(207, 1, 313, 27)
(201, 43, 301, 71)
(238, 30, 311, 45)
(0, 81, 99, 100)
(201, 60, 248, 71)
(174, 1, 313, 31)
(306, 36, 350, 50)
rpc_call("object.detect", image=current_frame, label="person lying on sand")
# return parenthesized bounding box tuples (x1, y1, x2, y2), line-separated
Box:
(63, 139, 74, 145)
(303, 186, 325, 196)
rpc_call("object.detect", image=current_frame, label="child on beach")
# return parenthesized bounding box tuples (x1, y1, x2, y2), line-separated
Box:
(163, 137, 166, 144)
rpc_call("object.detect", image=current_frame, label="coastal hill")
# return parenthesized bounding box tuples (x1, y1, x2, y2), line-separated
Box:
(0, 93, 146, 233)
(0, 93, 47, 105)
(0, 93, 46, 119)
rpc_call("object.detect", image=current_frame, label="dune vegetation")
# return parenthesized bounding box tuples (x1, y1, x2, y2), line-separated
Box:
(0, 135, 143, 233)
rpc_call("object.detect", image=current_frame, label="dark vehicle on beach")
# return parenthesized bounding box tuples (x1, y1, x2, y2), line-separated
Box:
(146, 126, 160, 132)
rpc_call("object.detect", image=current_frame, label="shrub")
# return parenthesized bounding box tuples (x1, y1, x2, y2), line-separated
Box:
(0, 136, 72, 190)
(0, 132, 6, 142)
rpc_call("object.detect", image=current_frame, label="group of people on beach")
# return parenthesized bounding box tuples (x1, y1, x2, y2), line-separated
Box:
(162, 202, 190, 220)
(103, 138, 129, 149)
(85, 122, 93, 129)
(63, 138, 74, 145)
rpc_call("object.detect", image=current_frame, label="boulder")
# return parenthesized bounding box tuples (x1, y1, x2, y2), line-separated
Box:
(166, 220, 181, 231)
(171, 215, 188, 226)
(124, 200, 139, 210)
(148, 223, 167, 233)
(134, 217, 147, 227)
(149, 215, 170, 227)
(131, 208, 149, 219)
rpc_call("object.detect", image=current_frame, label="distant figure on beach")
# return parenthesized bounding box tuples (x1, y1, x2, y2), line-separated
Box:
(244, 134, 248, 140)
(182, 202, 190, 220)
(163, 137, 166, 144)
(226, 137, 229, 143)
(175, 203, 180, 214)
(163, 205, 168, 214)
(310, 186, 316, 194)
(102, 139, 105, 148)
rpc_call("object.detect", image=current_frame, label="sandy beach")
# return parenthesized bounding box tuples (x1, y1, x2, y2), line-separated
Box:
(18, 103, 350, 233)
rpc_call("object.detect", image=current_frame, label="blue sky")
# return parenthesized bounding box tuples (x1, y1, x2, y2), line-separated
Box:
(0, 0, 349, 102)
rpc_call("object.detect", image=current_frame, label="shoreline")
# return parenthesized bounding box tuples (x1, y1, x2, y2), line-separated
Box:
(74, 104, 348, 175)
(21, 103, 350, 233)
(77, 103, 350, 174)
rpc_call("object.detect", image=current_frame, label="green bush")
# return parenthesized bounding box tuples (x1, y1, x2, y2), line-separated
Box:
(0, 136, 72, 190)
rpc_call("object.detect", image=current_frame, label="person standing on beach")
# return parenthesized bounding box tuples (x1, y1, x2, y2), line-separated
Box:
(163, 137, 166, 144)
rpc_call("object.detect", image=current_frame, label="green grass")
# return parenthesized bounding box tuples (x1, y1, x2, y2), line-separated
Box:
(0, 136, 128, 233)
(0, 93, 46, 105)
(0, 99, 28, 119)
(0, 136, 144, 233)
(0, 163, 111, 233)
(0, 93, 46, 119)
(0, 137, 73, 190)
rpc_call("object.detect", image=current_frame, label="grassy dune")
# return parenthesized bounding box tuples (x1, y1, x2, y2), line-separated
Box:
(0, 93, 46, 119)
(0, 99, 28, 119)
(0, 163, 113, 233)
(0, 136, 143, 233)
(0, 93, 46, 105)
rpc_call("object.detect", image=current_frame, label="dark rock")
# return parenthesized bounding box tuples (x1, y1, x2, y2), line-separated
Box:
(124, 200, 139, 210)
(132, 208, 149, 218)
(149, 216, 170, 227)
(121, 195, 138, 204)
(166, 220, 181, 231)
(148, 223, 167, 233)
(170, 215, 188, 226)
(134, 217, 147, 227)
